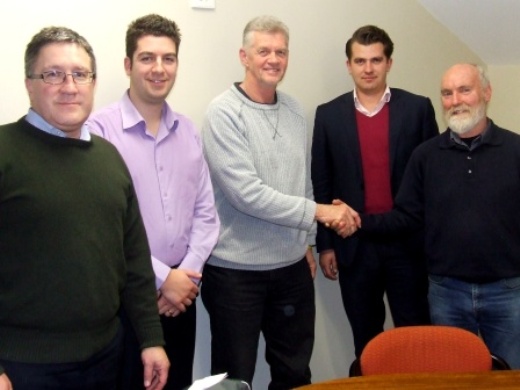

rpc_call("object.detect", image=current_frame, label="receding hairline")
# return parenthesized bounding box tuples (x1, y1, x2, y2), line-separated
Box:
(442, 63, 490, 89)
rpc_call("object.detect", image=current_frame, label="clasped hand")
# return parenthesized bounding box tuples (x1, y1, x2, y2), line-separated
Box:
(157, 268, 201, 317)
(317, 199, 361, 238)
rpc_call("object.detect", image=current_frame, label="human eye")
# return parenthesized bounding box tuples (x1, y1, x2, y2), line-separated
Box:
(276, 49, 288, 58)
(354, 58, 365, 65)
(440, 90, 452, 97)
(257, 49, 269, 57)
(164, 55, 177, 64)
(72, 71, 89, 82)
(139, 55, 153, 63)
(459, 86, 472, 94)
(43, 70, 63, 83)
(371, 57, 383, 64)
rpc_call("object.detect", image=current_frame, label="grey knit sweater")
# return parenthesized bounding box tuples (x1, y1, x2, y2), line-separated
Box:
(202, 84, 316, 271)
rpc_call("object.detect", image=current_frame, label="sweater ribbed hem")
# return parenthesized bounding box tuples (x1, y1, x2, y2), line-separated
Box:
(0, 320, 119, 364)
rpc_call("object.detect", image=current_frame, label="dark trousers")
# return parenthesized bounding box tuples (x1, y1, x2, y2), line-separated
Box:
(338, 236, 430, 358)
(119, 303, 196, 390)
(201, 259, 315, 390)
(0, 327, 123, 390)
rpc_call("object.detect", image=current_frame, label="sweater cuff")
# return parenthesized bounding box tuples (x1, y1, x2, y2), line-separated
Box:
(301, 200, 317, 231)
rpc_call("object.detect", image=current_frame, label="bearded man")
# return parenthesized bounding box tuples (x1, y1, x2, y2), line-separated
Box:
(357, 63, 520, 369)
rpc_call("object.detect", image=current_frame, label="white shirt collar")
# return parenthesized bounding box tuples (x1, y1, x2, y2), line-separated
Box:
(353, 86, 391, 117)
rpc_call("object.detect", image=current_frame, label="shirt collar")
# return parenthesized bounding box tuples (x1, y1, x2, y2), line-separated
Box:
(25, 108, 91, 141)
(354, 86, 391, 117)
(120, 90, 178, 135)
(449, 119, 492, 150)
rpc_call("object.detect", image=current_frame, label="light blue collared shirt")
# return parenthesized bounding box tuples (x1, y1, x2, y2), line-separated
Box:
(25, 108, 91, 141)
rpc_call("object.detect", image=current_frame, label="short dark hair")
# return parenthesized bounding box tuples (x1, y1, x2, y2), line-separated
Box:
(126, 14, 181, 61)
(25, 26, 96, 78)
(345, 25, 393, 60)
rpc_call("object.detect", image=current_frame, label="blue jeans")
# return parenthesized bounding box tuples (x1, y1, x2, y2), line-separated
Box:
(428, 275, 520, 369)
(201, 259, 315, 390)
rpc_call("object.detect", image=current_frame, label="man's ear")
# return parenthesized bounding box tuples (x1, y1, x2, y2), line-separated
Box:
(124, 57, 132, 76)
(25, 78, 34, 103)
(484, 84, 492, 103)
(239, 48, 248, 68)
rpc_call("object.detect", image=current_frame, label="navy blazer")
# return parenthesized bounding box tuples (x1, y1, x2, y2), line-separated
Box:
(311, 88, 439, 265)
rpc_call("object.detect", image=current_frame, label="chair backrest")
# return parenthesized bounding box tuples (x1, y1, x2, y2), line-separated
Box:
(360, 326, 493, 375)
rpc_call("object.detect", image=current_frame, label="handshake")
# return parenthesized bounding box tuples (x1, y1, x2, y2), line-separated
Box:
(316, 199, 361, 238)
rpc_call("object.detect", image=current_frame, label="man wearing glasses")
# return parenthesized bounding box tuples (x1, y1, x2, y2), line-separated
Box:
(0, 26, 169, 390)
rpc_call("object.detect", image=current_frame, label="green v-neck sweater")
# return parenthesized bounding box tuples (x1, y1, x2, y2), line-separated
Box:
(0, 119, 163, 372)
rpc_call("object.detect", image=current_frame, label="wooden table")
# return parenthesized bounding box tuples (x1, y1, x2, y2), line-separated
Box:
(295, 370, 520, 389)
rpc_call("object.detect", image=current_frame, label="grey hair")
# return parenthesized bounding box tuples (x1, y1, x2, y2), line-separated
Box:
(25, 26, 96, 78)
(474, 64, 490, 89)
(242, 15, 289, 48)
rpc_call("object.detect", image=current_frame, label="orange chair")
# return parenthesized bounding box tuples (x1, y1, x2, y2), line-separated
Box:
(357, 325, 509, 376)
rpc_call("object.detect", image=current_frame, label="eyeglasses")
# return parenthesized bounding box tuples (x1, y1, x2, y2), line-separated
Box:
(28, 70, 95, 85)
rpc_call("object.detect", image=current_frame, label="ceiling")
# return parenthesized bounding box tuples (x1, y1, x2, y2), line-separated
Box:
(418, 0, 520, 66)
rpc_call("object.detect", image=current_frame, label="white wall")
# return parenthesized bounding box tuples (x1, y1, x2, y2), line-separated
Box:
(0, 0, 485, 388)
(488, 66, 520, 133)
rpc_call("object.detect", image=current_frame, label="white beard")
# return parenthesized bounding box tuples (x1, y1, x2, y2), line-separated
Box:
(444, 102, 486, 136)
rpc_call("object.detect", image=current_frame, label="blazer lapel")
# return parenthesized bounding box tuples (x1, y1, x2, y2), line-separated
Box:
(339, 93, 363, 180)
(388, 89, 403, 176)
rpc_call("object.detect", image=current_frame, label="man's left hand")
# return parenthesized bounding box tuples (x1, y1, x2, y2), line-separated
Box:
(141, 346, 170, 390)
(306, 247, 317, 279)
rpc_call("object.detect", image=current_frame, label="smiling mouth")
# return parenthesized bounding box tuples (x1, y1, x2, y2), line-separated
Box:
(451, 109, 469, 116)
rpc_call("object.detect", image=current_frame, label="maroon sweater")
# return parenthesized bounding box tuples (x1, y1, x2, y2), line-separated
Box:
(356, 105, 393, 214)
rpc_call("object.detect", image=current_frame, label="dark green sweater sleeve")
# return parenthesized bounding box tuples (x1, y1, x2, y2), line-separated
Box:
(121, 183, 165, 349)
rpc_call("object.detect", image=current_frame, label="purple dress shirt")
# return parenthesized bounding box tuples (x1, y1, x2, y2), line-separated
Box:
(87, 91, 219, 288)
